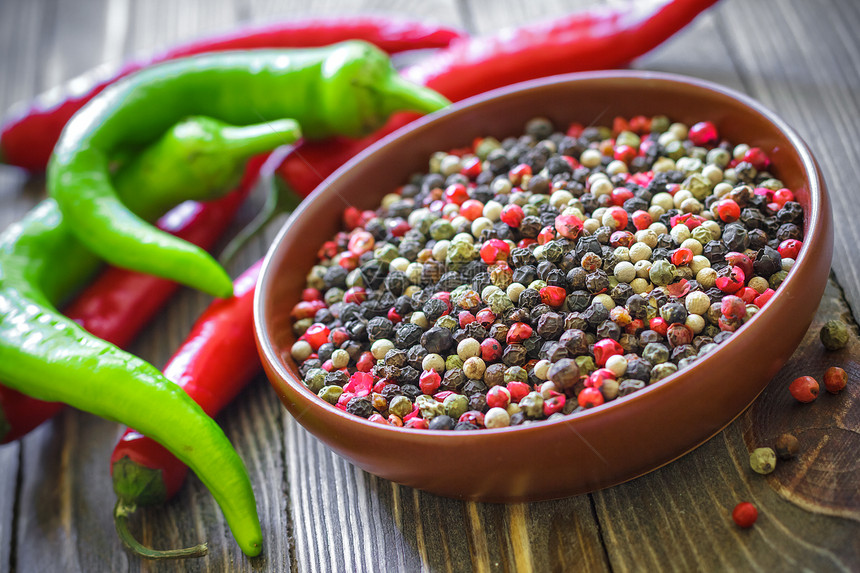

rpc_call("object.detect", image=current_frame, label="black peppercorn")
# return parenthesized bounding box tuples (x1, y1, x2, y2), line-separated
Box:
(395, 322, 424, 349)
(518, 288, 541, 310)
(420, 326, 454, 354)
(502, 343, 528, 366)
(429, 415, 455, 431)
(367, 316, 395, 342)
(617, 379, 646, 397)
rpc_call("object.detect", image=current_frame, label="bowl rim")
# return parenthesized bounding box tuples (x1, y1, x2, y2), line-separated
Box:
(254, 69, 827, 441)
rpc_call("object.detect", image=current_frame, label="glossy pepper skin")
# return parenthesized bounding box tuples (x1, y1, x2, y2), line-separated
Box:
(276, 0, 719, 197)
(0, 153, 273, 444)
(0, 16, 466, 171)
(0, 117, 300, 556)
(47, 41, 449, 298)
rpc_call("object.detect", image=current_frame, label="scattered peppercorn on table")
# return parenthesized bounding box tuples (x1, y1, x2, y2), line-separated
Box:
(1, 0, 859, 571)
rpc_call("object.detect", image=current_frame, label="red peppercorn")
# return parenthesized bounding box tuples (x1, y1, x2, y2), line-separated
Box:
(688, 121, 719, 146)
(486, 386, 511, 409)
(372, 380, 388, 394)
(336, 391, 354, 409)
(605, 206, 628, 230)
(304, 323, 330, 350)
(670, 247, 694, 266)
(444, 183, 469, 205)
(291, 299, 327, 320)
(629, 115, 651, 134)
(342, 206, 363, 230)
(586, 368, 616, 389)
(613, 145, 637, 164)
(480, 238, 511, 264)
(387, 218, 410, 237)
(738, 287, 758, 304)
(517, 238, 537, 249)
(773, 188, 795, 207)
(347, 230, 375, 255)
(823, 367, 847, 394)
(670, 212, 704, 230)
(732, 502, 758, 528)
(578, 387, 605, 408)
(329, 328, 350, 347)
(500, 204, 525, 227)
(458, 311, 476, 328)
(593, 338, 623, 367)
(742, 147, 771, 170)
(725, 252, 754, 281)
(716, 266, 745, 294)
(507, 381, 531, 403)
(419, 369, 442, 395)
(716, 199, 741, 223)
(540, 286, 567, 308)
(554, 213, 584, 239)
(343, 286, 367, 304)
(507, 322, 533, 344)
(610, 230, 635, 248)
(356, 352, 375, 373)
(537, 226, 556, 244)
(508, 163, 532, 186)
(649, 317, 668, 337)
(476, 308, 496, 327)
(387, 308, 402, 324)
(401, 416, 424, 429)
(789, 375, 819, 403)
(543, 392, 566, 416)
(721, 295, 746, 320)
(632, 210, 652, 230)
(754, 289, 775, 308)
(459, 199, 485, 221)
(480, 337, 503, 362)
(337, 251, 360, 271)
(610, 186, 634, 207)
(460, 156, 482, 178)
(459, 410, 485, 428)
(778, 239, 803, 259)
(301, 287, 323, 302)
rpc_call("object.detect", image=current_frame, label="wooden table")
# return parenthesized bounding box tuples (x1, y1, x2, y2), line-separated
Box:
(1, 0, 859, 571)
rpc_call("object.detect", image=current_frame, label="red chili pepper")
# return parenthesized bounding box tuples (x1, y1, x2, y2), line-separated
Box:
(0, 17, 467, 171)
(276, 0, 719, 198)
(0, 155, 266, 444)
(110, 258, 264, 501)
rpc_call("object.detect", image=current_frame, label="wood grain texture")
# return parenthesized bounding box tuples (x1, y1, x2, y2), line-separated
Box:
(2, 0, 860, 571)
(743, 280, 860, 522)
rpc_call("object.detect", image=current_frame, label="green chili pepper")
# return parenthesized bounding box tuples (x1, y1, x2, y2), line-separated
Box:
(48, 40, 449, 297)
(0, 115, 301, 558)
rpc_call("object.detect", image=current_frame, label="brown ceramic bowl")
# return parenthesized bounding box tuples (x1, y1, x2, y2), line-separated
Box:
(254, 71, 832, 502)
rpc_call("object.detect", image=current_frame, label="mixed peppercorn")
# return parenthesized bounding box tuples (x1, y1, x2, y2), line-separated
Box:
(289, 114, 807, 430)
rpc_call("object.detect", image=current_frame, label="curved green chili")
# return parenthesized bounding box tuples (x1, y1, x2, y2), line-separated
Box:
(48, 40, 449, 297)
(0, 115, 301, 557)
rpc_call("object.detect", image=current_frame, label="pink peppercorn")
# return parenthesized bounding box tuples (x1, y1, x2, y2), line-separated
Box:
(732, 502, 758, 528)
(789, 376, 819, 403)
(459, 411, 485, 428)
(613, 145, 637, 164)
(578, 387, 605, 408)
(507, 322, 533, 343)
(716, 266, 745, 294)
(404, 418, 428, 429)
(688, 121, 718, 146)
(725, 252, 754, 280)
(459, 199, 484, 221)
(773, 188, 794, 207)
(481, 337, 503, 361)
(554, 213, 584, 239)
(480, 239, 511, 264)
(476, 308, 496, 327)
(543, 392, 566, 416)
(368, 414, 388, 424)
(754, 289, 775, 308)
(500, 204, 525, 227)
(537, 226, 556, 244)
(670, 247, 694, 266)
(459, 310, 476, 328)
(387, 308, 402, 324)
(303, 323, 330, 350)
(507, 381, 531, 403)
(610, 186, 634, 207)
(347, 230, 375, 255)
(742, 147, 771, 170)
(419, 369, 442, 395)
(649, 317, 668, 337)
(605, 206, 629, 230)
(343, 286, 367, 304)
(508, 163, 532, 185)
(387, 414, 404, 427)
(721, 295, 746, 320)
(778, 239, 803, 259)
(444, 183, 469, 205)
(460, 156, 482, 178)
(357, 352, 375, 373)
(632, 210, 652, 230)
(593, 338, 623, 367)
(540, 286, 567, 308)
(486, 386, 511, 409)
(301, 287, 322, 302)
(586, 368, 616, 389)
(716, 199, 741, 223)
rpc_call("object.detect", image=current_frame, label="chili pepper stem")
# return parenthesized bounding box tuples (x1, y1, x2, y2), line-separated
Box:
(220, 119, 302, 156)
(376, 73, 450, 118)
(219, 170, 301, 264)
(114, 500, 209, 560)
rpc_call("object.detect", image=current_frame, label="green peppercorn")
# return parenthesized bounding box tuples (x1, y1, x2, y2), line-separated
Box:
(650, 362, 677, 383)
(819, 319, 849, 351)
(487, 290, 514, 315)
(642, 342, 670, 365)
(388, 395, 413, 419)
(374, 243, 399, 263)
(649, 259, 676, 286)
(519, 391, 545, 419)
(475, 137, 501, 160)
(443, 393, 469, 420)
(575, 355, 596, 376)
(303, 368, 327, 394)
(446, 354, 464, 371)
(504, 366, 528, 384)
(318, 385, 343, 404)
(416, 395, 445, 420)
(749, 447, 777, 475)
(293, 317, 313, 336)
(429, 219, 456, 241)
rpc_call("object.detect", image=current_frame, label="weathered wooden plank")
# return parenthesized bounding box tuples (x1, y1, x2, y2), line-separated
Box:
(0, 444, 19, 573)
(743, 280, 860, 522)
(716, 0, 860, 324)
